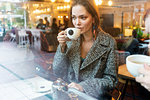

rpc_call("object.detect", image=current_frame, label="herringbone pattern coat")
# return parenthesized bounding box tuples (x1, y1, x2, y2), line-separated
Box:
(53, 30, 117, 99)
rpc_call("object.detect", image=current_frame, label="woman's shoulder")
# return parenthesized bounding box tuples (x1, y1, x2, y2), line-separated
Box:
(98, 30, 116, 42)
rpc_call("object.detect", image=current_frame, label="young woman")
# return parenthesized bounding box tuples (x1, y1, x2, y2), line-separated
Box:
(53, 0, 117, 99)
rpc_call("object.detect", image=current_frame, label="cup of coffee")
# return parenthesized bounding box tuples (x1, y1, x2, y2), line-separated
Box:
(66, 28, 81, 40)
(126, 54, 150, 77)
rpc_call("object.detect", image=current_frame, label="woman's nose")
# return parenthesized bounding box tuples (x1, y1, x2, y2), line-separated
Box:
(76, 18, 81, 25)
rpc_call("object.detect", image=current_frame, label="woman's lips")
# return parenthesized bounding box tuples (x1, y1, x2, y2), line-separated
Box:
(76, 27, 82, 29)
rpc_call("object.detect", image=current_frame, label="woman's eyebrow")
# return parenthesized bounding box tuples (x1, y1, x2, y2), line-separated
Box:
(71, 14, 86, 17)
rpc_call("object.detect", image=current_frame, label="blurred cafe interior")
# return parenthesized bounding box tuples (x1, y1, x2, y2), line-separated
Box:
(0, 0, 150, 100)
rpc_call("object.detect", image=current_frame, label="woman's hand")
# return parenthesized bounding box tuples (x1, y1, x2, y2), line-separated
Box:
(136, 64, 150, 91)
(57, 31, 70, 52)
(57, 31, 70, 46)
(68, 82, 84, 92)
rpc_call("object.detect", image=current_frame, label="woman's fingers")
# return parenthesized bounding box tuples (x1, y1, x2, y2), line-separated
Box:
(136, 65, 150, 92)
(59, 31, 65, 35)
(138, 66, 150, 76)
(57, 35, 66, 41)
(68, 82, 84, 92)
(144, 64, 150, 70)
(57, 31, 67, 44)
(136, 74, 150, 88)
(57, 31, 71, 45)
(136, 75, 147, 83)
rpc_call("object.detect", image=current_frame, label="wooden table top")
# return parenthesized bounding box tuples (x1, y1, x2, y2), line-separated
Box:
(118, 64, 135, 79)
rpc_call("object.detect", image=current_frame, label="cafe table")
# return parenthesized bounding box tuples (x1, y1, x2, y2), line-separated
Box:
(118, 64, 135, 79)
(118, 64, 136, 100)
(0, 73, 97, 100)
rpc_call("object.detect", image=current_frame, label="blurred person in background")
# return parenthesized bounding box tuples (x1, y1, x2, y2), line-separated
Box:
(122, 29, 139, 54)
(58, 20, 63, 31)
(51, 18, 59, 34)
(53, 0, 117, 99)
(62, 15, 69, 30)
(36, 19, 46, 30)
(51, 18, 59, 49)
(136, 8, 150, 92)
(3, 27, 17, 42)
(44, 17, 50, 28)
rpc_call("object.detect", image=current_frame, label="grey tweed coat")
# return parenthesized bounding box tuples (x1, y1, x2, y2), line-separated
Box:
(53, 30, 117, 99)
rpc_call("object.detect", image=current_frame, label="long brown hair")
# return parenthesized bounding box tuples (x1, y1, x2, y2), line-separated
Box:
(69, 0, 101, 34)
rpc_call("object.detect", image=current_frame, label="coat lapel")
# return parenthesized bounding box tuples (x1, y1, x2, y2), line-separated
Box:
(68, 32, 111, 81)
(80, 32, 110, 70)
(68, 39, 81, 81)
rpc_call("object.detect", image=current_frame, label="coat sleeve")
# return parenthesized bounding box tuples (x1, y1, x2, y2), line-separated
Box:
(79, 38, 118, 99)
(52, 45, 69, 80)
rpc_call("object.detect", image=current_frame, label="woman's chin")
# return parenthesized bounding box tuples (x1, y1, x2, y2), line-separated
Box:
(81, 32, 85, 35)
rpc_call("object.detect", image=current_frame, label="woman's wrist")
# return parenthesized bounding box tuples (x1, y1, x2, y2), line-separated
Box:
(60, 43, 67, 53)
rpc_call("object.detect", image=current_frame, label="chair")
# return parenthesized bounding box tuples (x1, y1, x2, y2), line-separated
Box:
(116, 50, 130, 66)
(30, 29, 41, 42)
(40, 31, 58, 52)
(107, 50, 131, 100)
(9, 33, 16, 42)
(18, 30, 29, 48)
(107, 87, 121, 100)
(115, 51, 139, 100)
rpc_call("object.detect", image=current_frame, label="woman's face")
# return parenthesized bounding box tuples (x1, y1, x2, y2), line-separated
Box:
(72, 5, 94, 34)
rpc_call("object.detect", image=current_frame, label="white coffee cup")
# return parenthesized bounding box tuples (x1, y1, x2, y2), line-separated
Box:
(66, 28, 81, 40)
(126, 54, 150, 77)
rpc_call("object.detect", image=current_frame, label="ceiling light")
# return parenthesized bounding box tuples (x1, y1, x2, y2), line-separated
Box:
(51, 0, 55, 3)
(64, 0, 70, 2)
(108, 0, 112, 6)
(98, 0, 102, 5)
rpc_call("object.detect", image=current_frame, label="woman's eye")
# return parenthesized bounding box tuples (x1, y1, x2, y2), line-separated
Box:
(72, 16, 76, 20)
(81, 16, 87, 20)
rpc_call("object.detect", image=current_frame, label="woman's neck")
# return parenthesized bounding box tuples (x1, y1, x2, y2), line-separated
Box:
(82, 32, 94, 42)
(80, 32, 94, 59)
